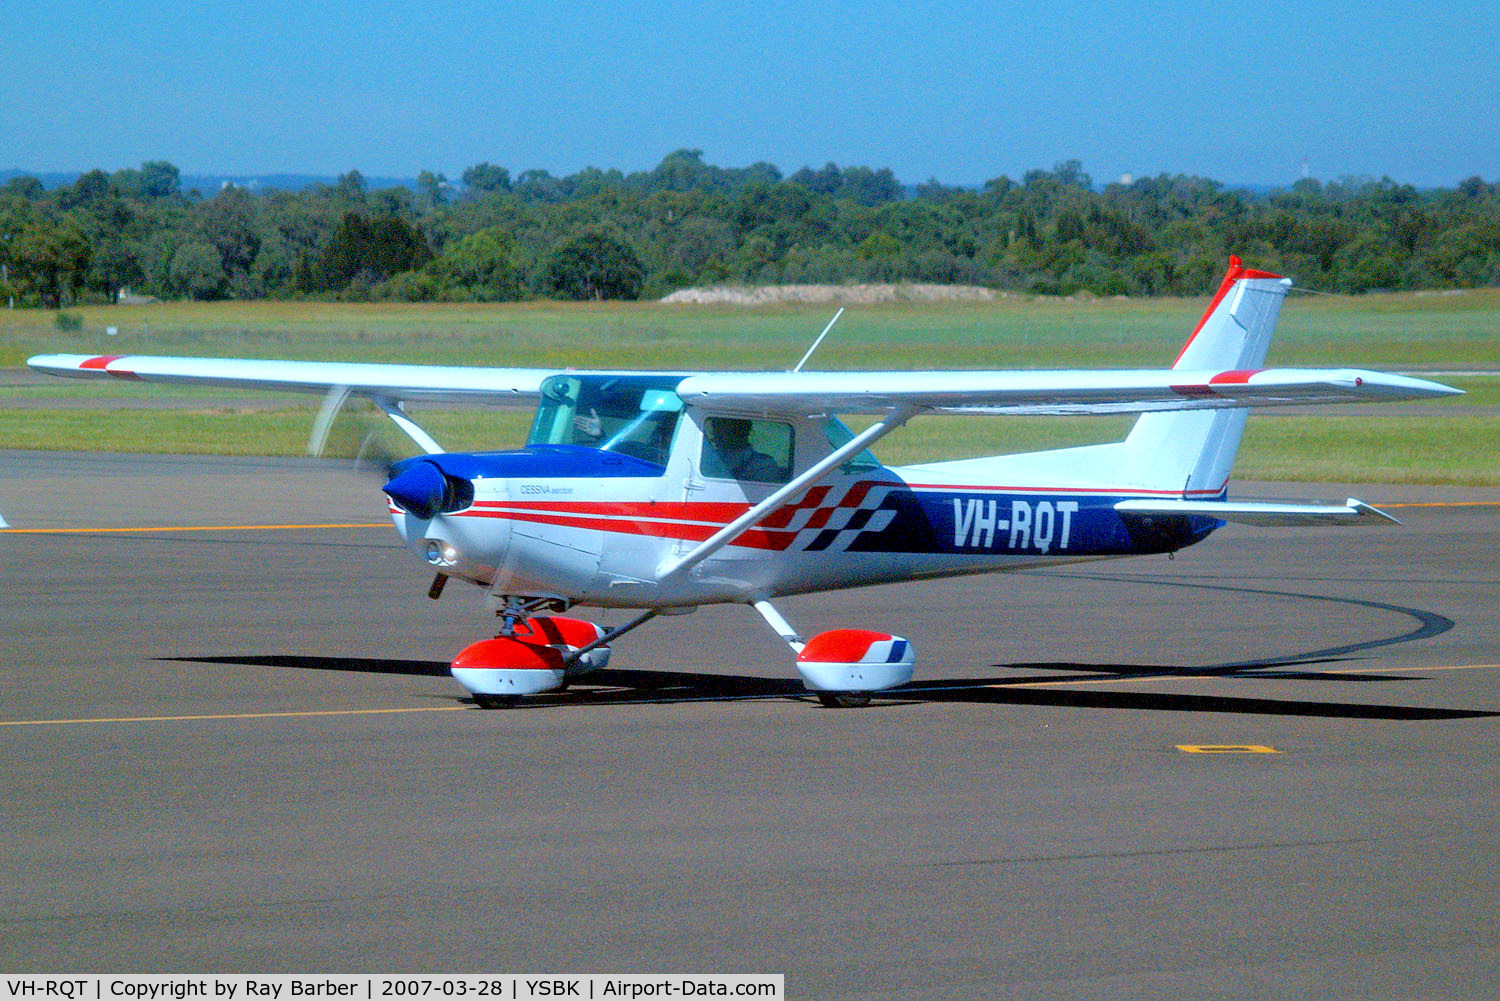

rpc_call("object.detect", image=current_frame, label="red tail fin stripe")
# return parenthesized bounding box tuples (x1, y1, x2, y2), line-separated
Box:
(1172, 258, 1285, 367)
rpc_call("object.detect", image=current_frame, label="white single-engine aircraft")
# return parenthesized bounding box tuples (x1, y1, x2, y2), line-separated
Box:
(30, 258, 1460, 707)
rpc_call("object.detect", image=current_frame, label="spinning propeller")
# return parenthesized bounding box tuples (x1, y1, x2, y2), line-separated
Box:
(305, 385, 473, 519)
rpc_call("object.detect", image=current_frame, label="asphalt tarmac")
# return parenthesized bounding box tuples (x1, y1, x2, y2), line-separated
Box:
(2, 450, 1497, 999)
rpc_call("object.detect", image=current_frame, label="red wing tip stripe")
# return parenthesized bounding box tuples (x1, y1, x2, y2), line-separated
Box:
(80, 354, 140, 380)
(1209, 369, 1260, 385)
(1174, 370, 1262, 394)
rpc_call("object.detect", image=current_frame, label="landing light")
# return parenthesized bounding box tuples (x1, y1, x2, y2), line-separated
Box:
(424, 540, 459, 566)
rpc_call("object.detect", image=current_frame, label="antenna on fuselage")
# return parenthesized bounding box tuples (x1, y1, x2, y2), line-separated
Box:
(792, 307, 844, 373)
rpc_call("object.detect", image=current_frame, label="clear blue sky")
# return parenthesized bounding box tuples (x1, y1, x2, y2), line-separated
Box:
(6, 0, 1496, 187)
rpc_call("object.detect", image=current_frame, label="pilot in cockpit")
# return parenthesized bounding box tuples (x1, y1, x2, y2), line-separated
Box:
(703, 418, 781, 481)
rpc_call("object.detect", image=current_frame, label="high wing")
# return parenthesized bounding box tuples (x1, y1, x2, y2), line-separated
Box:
(674, 367, 1460, 415)
(27, 353, 1460, 414)
(26, 353, 561, 402)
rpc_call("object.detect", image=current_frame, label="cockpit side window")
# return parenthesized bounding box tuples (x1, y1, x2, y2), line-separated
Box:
(823, 416, 882, 473)
(702, 417, 794, 483)
(528, 375, 684, 469)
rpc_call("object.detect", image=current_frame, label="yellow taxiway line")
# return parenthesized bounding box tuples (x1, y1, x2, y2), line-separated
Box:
(4, 666, 1496, 728)
(997, 663, 1500, 689)
(0, 705, 472, 727)
(1382, 501, 1500, 508)
(0, 522, 388, 534)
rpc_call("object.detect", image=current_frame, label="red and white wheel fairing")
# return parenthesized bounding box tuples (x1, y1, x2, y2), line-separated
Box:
(451, 615, 611, 699)
(795, 628, 914, 692)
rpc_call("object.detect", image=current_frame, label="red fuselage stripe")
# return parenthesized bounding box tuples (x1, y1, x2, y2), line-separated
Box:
(462, 507, 797, 550)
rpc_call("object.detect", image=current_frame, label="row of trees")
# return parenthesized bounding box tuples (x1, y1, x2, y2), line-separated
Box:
(3, 151, 1499, 307)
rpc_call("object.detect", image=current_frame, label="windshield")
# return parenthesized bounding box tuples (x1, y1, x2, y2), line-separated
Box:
(529, 375, 684, 467)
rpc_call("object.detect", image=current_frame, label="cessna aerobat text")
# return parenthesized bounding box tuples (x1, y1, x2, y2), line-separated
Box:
(30, 259, 1460, 707)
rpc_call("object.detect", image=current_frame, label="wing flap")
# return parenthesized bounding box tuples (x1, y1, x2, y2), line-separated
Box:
(1115, 497, 1400, 527)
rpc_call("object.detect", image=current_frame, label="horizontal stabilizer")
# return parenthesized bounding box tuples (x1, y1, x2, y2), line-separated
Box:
(1115, 497, 1399, 527)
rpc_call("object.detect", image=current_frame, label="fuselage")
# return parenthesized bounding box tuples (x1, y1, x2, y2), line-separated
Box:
(380, 371, 1224, 609)
(388, 443, 1221, 609)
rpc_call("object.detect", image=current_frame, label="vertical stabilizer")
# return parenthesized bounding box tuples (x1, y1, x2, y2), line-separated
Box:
(1124, 258, 1293, 495)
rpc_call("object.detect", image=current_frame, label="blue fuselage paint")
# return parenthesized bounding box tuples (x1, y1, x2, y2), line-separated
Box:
(854, 486, 1219, 557)
(392, 444, 666, 482)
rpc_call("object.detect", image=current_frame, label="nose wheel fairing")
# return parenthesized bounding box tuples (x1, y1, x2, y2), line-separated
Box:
(451, 615, 611, 705)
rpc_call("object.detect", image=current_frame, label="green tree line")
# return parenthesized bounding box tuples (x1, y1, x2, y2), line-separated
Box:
(3, 150, 1498, 307)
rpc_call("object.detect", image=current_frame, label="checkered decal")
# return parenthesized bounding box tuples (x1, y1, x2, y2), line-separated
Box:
(767, 481, 899, 552)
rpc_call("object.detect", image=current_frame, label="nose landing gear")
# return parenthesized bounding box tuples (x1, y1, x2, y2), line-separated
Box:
(453, 599, 663, 708)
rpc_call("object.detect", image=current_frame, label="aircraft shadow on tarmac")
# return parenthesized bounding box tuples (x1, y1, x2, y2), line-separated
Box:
(162, 655, 1493, 722)
(163, 575, 1495, 721)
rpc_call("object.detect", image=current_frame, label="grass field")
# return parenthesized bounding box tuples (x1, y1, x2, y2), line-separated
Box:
(6, 287, 1500, 370)
(3, 289, 1495, 484)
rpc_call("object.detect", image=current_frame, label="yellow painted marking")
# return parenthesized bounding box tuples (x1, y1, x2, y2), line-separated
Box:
(996, 663, 1500, 689)
(0, 522, 388, 535)
(0, 706, 470, 727)
(1177, 745, 1280, 754)
(999, 676, 1149, 689)
(1382, 501, 1500, 509)
(1338, 663, 1500, 675)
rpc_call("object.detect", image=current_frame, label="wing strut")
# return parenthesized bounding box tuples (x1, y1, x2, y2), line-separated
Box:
(656, 405, 921, 583)
(307, 385, 445, 457)
(373, 396, 445, 455)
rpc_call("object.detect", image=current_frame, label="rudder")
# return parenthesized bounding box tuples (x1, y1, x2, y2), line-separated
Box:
(1124, 258, 1293, 495)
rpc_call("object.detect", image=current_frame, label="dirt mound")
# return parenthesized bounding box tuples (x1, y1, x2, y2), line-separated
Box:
(659, 283, 1002, 305)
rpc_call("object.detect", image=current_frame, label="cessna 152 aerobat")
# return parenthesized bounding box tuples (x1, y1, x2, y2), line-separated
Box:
(29, 259, 1460, 707)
